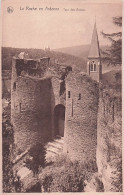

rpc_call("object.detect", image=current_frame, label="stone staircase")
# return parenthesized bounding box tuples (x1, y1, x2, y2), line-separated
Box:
(11, 136, 64, 191)
(45, 135, 64, 163)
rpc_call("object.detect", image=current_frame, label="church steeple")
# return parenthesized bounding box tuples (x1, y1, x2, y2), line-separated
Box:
(87, 22, 102, 82)
(88, 22, 100, 58)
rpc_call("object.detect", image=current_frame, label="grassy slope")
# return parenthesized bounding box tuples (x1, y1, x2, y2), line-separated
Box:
(102, 69, 122, 95)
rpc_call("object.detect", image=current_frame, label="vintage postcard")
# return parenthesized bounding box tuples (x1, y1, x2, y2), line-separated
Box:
(1, 0, 123, 194)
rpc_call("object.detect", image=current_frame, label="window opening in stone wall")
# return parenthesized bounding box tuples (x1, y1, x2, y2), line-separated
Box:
(112, 101, 114, 122)
(20, 103, 21, 112)
(94, 64, 96, 71)
(90, 61, 96, 72)
(68, 91, 71, 98)
(90, 64, 93, 71)
(72, 99, 73, 117)
(78, 93, 81, 100)
(13, 82, 16, 91)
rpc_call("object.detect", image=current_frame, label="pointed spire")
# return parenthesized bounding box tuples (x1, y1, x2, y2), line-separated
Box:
(88, 22, 100, 58)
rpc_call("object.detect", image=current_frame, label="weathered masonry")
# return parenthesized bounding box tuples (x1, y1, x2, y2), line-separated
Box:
(11, 22, 102, 163)
(64, 72, 99, 162)
(11, 57, 67, 152)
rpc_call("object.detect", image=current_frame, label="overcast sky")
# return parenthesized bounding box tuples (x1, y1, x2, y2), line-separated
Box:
(2, 0, 122, 49)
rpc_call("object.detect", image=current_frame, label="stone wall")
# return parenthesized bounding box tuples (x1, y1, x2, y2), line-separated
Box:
(64, 72, 99, 162)
(87, 58, 102, 82)
(96, 84, 122, 192)
(11, 74, 52, 152)
(11, 57, 67, 152)
(11, 57, 50, 79)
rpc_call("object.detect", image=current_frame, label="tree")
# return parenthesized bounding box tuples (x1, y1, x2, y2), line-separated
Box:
(2, 104, 22, 192)
(26, 142, 46, 175)
(101, 16, 122, 65)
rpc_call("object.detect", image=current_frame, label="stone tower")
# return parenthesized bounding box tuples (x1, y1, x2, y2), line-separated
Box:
(64, 72, 99, 162)
(87, 22, 102, 82)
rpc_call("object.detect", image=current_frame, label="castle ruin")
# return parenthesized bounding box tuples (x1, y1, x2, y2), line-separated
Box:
(11, 23, 102, 163)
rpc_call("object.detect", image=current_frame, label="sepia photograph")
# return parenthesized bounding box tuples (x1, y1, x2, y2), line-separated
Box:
(1, 0, 123, 193)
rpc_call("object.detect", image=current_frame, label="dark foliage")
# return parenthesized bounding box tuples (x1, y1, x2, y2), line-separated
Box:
(101, 17, 122, 65)
(26, 142, 46, 175)
(40, 157, 98, 192)
(95, 175, 104, 192)
(102, 70, 122, 95)
(2, 104, 22, 192)
(26, 182, 41, 192)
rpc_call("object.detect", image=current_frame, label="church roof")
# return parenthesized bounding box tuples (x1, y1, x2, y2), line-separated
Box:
(88, 23, 100, 58)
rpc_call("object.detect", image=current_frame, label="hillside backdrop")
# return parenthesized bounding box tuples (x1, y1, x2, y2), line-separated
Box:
(2, 45, 121, 100)
(2, 47, 86, 72)
(54, 44, 108, 60)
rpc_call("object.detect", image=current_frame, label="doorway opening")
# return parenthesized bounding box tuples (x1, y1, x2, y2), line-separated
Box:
(54, 104, 65, 137)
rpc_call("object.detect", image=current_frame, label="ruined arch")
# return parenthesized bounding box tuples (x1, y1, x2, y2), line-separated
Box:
(54, 104, 65, 137)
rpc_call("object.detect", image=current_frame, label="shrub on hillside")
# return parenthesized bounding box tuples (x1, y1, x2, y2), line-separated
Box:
(2, 104, 22, 192)
(40, 155, 98, 192)
(84, 173, 104, 192)
(25, 142, 46, 175)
